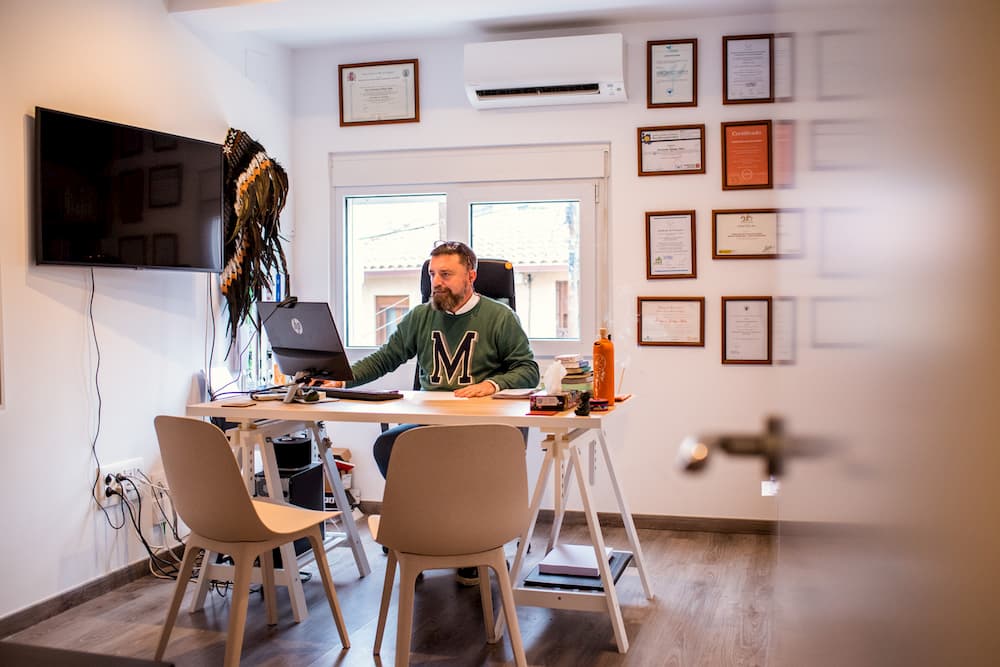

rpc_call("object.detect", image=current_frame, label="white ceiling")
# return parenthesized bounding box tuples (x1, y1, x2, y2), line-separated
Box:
(167, 0, 775, 48)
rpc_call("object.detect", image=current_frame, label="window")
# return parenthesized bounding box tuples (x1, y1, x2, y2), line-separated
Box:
(332, 144, 608, 358)
(374, 295, 410, 345)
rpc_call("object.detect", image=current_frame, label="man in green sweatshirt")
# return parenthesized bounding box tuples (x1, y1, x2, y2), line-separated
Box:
(346, 241, 539, 478)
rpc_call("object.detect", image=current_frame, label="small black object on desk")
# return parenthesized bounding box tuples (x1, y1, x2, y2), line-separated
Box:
(575, 391, 592, 416)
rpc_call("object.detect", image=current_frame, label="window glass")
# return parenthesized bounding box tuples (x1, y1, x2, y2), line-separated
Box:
(470, 200, 580, 340)
(344, 194, 443, 346)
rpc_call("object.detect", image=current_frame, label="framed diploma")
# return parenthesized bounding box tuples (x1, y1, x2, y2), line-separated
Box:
(777, 208, 805, 258)
(810, 119, 873, 171)
(712, 209, 778, 259)
(646, 210, 696, 279)
(817, 30, 867, 101)
(722, 296, 772, 364)
(773, 119, 795, 188)
(721, 120, 772, 190)
(773, 296, 797, 364)
(774, 33, 795, 102)
(647, 39, 698, 108)
(637, 124, 706, 176)
(811, 297, 877, 348)
(338, 59, 419, 127)
(637, 297, 705, 346)
(723, 34, 774, 104)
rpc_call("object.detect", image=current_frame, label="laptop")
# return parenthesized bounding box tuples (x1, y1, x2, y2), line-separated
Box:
(258, 300, 354, 382)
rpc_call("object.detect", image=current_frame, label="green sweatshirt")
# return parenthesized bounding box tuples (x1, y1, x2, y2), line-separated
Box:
(349, 296, 539, 391)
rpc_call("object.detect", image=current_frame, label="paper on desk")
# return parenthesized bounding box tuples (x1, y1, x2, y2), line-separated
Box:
(541, 361, 567, 392)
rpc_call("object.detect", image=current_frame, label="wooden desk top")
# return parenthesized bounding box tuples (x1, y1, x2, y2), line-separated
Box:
(187, 390, 627, 431)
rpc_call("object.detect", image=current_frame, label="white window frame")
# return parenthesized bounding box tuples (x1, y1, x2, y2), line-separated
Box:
(330, 143, 610, 361)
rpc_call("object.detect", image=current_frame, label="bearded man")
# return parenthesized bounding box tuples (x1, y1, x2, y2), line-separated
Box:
(337, 240, 538, 471)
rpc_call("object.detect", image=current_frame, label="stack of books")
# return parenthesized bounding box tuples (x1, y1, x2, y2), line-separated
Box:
(556, 353, 593, 393)
(523, 543, 633, 591)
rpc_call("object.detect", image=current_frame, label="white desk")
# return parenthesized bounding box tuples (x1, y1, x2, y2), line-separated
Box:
(187, 391, 653, 651)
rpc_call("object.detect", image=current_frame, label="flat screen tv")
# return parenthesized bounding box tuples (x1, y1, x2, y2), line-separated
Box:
(34, 106, 223, 272)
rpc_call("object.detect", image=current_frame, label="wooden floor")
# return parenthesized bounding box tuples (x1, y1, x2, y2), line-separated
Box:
(6, 521, 775, 666)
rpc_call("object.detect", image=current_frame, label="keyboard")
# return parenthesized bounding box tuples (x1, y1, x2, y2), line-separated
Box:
(314, 387, 404, 402)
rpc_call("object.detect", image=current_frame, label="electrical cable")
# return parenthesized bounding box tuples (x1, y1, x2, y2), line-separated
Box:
(134, 471, 183, 542)
(113, 487, 179, 579)
(206, 272, 218, 400)
(88, 268, 125, 530)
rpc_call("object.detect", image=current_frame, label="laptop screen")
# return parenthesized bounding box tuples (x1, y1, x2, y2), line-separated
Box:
(258, 301, 354, 381)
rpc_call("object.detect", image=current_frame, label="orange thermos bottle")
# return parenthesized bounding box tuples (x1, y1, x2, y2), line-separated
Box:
(593, 327, 615, 403)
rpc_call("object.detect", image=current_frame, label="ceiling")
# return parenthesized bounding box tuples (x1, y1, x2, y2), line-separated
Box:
(167, 0, 775, 48)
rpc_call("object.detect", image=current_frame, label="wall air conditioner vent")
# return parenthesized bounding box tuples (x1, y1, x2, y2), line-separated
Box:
(464, 33, 627, 109)
(476, 83, 602, 100)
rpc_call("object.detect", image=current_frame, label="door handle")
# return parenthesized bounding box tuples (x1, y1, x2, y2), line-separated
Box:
(677, 416, 833, 478)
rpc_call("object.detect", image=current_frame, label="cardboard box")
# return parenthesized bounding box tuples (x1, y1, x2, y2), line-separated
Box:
(529, 390, 580, 412)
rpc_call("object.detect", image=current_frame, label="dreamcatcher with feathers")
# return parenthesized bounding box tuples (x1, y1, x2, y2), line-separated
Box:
(220, 128, 290, 351)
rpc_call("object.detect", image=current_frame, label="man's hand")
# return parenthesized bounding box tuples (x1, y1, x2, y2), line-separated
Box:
(454, 381, 497, 398)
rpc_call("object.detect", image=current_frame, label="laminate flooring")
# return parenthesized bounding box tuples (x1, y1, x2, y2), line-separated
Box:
(6, 521, 775, 666)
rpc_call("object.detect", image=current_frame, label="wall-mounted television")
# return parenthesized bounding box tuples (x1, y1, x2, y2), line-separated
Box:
(34, 106, 223, 272)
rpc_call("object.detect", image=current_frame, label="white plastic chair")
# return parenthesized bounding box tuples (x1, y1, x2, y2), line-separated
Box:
(152, 415, 350, 667)
(371, 424, 529, 666)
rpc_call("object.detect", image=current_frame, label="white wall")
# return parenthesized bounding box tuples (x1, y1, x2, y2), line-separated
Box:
(0, 0, 291, 618)
(289, 16, 813, 522)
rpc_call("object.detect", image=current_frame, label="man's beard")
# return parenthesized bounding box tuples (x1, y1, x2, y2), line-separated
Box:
(430, 285, 468, 312)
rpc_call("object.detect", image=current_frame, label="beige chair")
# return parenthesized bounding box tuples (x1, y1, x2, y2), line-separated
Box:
(371, 424, 529, 667)
(152, 416, 350, 667)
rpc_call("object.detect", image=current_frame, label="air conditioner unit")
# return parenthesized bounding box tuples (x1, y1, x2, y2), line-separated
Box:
(463, 33, 627, 109)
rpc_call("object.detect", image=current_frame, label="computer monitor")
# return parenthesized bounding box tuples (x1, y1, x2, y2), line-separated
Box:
(258, 300, 354, 382)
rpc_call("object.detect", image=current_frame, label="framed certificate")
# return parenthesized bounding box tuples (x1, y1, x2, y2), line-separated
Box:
(638, 297, 705, 346)
(723, 34, 774, 104)
(774, 33, 795, 102)
(773, 119, 795, 188)
(810, 119, 873, 171)
(712, 209, 778, 259)
(338, 59, 419, 127)
(811, 296, 877, 348)
(638, 124, 706, 176)
(721, 120, 772, 190)
(647, 39, 697, 108)
(646, 210, 696, 279)
(722, 296, 772, 364)
(777, 208, 805, 258)
(773, 296, 797, 364)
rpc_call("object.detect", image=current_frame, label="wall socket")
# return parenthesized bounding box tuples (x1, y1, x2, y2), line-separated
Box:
(99, 457, 144, 507)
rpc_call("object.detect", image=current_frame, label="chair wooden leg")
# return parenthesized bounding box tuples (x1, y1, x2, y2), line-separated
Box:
(374, 550, 397, 655)
(307, 529, 350, 649)
(394, 558, 418, 667)
(155, 540, 201, 661)
(259, 548, 278, 626)
(478, 564, 498, 644)
(494, 553, 527, 667)
(222, 548, 254, 667)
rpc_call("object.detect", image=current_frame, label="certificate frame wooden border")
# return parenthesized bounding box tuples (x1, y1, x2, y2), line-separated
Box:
(646, 210, 697, 279)
(721, 296, 772, 365)
(637, 296, 706, 347)
(637, 124, 706, 176)
(723, 33, 775, 104)
(712, 208, 779, 259)
(721, 119, 773, 190)
(338, 59, 420, 127)
(646, 38, 698, 108)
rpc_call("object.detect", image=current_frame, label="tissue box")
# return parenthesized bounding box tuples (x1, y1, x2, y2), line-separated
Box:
(530, 390, 580, 412)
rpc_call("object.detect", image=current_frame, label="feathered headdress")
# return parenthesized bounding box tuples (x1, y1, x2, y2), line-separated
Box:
(220, 128, 290, 348)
